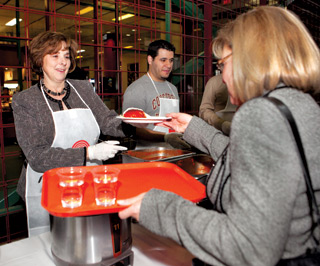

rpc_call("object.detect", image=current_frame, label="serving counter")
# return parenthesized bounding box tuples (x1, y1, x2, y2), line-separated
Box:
(1, 148, 211, 266)
(0, 223, 195, 266)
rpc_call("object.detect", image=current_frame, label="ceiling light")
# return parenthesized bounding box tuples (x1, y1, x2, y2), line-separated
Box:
(77, 49, 85, 53)
(126, 34, 131, 37)
(76, 6, 94, 15)
(6, 18, 22, 26)
(76, 55, 83, 59)
(124, 46, 133, 49)
(112, 14, 134, 22)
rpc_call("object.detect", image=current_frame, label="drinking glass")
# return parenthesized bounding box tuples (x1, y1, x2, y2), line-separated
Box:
(57, 167, 86, 208)
(92, 166, 120, 207)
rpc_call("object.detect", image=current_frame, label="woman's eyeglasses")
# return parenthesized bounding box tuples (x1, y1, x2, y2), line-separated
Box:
(216, 53, 232, 72)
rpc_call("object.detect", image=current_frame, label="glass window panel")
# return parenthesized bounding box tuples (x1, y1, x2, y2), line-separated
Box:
(0, 9, 25, 38)
(0, 0, 45, 10)
(86, 70, 97, 87)
(101, 8, 116, 24)
(155, 11, 166, 31)
(0, 43, 25, 67)
(53, 16, 76, 37)
(134, 29, 152, 51)
(101, 95, 119, 112)
(139, 8, 153, 28)
(0, 0, 18, 7)
(4, 154, 24, 181)
(54, 1, 75, 15)
(101, 23, 117, 37)
(27, 14, 47, 38)
(171, 15, 182, 35)
(121, 49, 147, 92)
(76, 0, 94, 19)
(114, 3, 136, 26)
(78, 20, 95, 44)
(120, 26, 136, 48)
(76, 45, 95, 74)
(27, 0, 45, 10)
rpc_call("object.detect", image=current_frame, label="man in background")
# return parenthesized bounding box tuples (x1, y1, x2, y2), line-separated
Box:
(123, 40, 190, 149)
(199, 75, 237, 136)
(123, 39, 179, 131)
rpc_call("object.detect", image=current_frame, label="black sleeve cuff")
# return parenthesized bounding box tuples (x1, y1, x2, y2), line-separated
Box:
(121, 122, 137, 138)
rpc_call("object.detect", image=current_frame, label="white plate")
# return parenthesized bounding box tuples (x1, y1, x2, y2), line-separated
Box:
(116, 116, 172, 123)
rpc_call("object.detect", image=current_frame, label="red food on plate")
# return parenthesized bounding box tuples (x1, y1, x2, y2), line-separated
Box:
(123, 108, 147, 118)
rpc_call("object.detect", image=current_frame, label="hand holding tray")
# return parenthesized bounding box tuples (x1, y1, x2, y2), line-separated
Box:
(41, 162, 206, 217)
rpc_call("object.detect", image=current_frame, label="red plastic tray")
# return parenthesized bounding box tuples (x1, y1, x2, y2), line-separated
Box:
(41, 162, 206, 217)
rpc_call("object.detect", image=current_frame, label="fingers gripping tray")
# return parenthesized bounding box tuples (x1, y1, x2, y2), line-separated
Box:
(41, 162, 206, 217)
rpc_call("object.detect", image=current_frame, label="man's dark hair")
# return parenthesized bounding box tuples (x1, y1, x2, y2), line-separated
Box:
(147, 40, 176, 59)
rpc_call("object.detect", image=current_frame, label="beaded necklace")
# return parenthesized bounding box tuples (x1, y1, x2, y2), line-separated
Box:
(41, 80, 67, 96)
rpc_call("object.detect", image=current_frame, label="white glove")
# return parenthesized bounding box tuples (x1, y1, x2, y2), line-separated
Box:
(87, 140, 127, 161)
(164, 133, 191, 150)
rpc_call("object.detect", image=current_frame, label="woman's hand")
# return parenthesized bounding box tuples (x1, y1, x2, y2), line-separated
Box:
(157, 113, 193, 133)
(117, 192, 146, 221)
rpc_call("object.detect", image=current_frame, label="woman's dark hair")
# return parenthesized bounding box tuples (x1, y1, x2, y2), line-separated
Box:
(147, 39, 176, 59)
(29, 31, 78, 74)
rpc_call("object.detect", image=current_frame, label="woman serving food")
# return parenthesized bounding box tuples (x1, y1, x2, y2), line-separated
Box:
(12, 31, 133, 237)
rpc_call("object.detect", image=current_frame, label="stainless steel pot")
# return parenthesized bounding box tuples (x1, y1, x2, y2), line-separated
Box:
(122, 147, 195, 164)
(169, 154, 214, 184)
(51, 214, 132, 266)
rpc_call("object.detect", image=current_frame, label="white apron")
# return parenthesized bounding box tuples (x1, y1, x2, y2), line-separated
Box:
(146, 72, 179, 133)
(216, 94, 238, 122)
(25, 81, 100, 237)
(135, 73, 179, 150)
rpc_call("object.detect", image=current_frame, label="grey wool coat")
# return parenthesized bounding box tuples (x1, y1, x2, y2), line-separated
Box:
(139, 87, 320, 266)
(12, 79, 127, 199)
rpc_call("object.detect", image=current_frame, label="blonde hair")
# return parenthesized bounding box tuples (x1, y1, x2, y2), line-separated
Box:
(29, 31, 78, 74)
(212, 6, 320, 103)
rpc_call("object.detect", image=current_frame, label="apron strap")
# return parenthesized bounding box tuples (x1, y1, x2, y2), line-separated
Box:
(147, 72, 176, 99)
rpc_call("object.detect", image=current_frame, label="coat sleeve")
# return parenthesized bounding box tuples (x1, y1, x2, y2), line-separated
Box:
(139, 98, 303, 266)
(183, 116, 229, 161)
(71, 80, 127, 138)
(12, 91, 86, 173)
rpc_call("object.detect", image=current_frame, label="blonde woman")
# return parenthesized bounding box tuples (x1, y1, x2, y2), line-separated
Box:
(118, 6, 320, 266)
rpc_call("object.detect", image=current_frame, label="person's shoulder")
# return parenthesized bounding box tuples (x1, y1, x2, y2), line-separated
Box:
(67, 79, 92, 89)
(168, 81, 178, 90)
(236, 97, 270, 116)
(232, 95, 289, 132)
(126, 75, 150, 91)
(208, 75, 222, 82)
(206, 75, 225, 88)
(66, 79, 95, 95)
(129, 74, 149, 85)
(12, 83, 41, 105)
